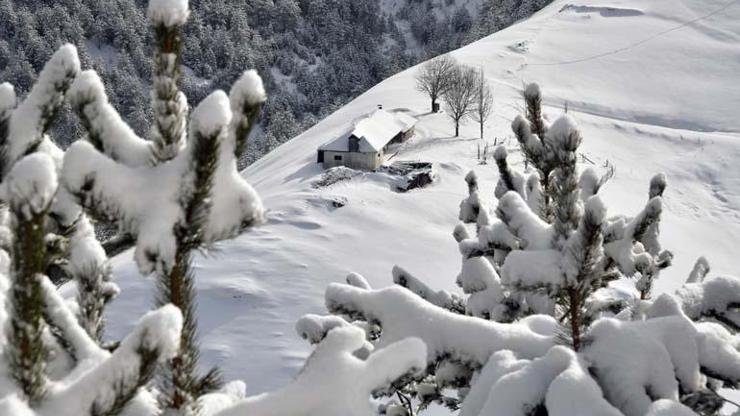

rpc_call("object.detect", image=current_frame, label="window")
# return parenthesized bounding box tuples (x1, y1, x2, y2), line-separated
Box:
(334, 155, 342, 161)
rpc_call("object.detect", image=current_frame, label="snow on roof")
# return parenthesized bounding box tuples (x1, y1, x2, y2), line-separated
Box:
(394, 112, 417, 131)
(319, 109, 416, 153)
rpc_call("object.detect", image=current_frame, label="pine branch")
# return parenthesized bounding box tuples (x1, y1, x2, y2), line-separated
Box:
(632, 197, 662, 242)
(53, 214, 114, 344)
(40, 275, 108, 363)
(5, 155, 59, 404)
(550, 117, 583, 249)
(512, 86, 556, 222)
(1, 45, 80, 179)
(392, 265, 465, 314)
(229, 71, 266, 159)
(40, 305, 183, 416)
(560, 194, 606, 350)
(150, 16, 188, 162)
(493, 146, 517, 195)
(90, 345, 160, 416)
(524, 83, 547, 139)
(68, 70, 152, 167)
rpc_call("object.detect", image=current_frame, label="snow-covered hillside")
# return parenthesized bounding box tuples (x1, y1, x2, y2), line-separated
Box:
(106, 0, 740, 400)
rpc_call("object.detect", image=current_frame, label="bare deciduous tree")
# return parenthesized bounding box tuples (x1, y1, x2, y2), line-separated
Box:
(443, 64, 477, 137)
(415, 55, 456, 112)
(471, 68, 494, 140)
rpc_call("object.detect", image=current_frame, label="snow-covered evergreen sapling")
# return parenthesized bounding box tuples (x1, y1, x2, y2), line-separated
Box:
(65, 0, 266, 412)
(0, 47, 184, 414)
(490, 85, 674, 348)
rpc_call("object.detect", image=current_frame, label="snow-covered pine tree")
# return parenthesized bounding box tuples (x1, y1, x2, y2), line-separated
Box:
(310, 83, 740, 415)
(0, 44, 183, 416)
(64, 0, 268, 413)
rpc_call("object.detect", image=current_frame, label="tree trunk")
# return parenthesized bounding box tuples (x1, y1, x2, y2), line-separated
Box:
(568, 288, 581, 352)
(455, 121, 459, 137)
(480, 122, 484, 140)
(541, 171, 552, 222)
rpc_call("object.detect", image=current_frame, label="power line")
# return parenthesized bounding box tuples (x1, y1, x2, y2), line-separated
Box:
(527, 0, 739, 66)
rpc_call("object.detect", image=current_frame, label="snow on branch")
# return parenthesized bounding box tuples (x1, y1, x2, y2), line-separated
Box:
(493, 146, 526, 199)
(393, 265, 464, 313)
(501, 249, 561, 294)
(62, 90, 264, 274)
(459, 171, 482, 224)
(584, 316, 710, 416)
(462, 346, 622, 416)
(40, 276, 107, 363)
(147, 0, 190, 27)
(478, 220, 519, 255)
(149, 0, 189, 162)
(62, 140, 180, 273)
(3, 304, 183, 416)
(649, 173, 667, 199)
(295, 314, 350, 345)
(495, 191, 552, 250)
(2, 45, 79, 176)
(345, 272, 372, 290)
(228, 70, 266, 158)
(325, 284, 555, 366)
(693, 321, 740, 385)
(686, 256, 710, 284)
(2, 153, 57, 219)
(561, 195, 606, 288)
(62, 216, 116, 342)
(456, 256, 507, 319)
(212, 326, 426, 416)
(676, 274, 740, 331)
(68, 70, 152, 167)
(603, 197, 664, 277)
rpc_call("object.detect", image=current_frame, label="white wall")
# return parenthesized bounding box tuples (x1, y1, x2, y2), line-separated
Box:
(322, 150, 383, 170)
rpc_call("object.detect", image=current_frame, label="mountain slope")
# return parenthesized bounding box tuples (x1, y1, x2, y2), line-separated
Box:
(105, 0, 740, 398)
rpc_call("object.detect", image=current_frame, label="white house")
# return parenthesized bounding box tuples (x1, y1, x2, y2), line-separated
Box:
(317, 109, 417, 170)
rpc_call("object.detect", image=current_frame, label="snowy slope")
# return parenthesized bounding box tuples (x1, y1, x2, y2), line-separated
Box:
(105, 0, 740, 400)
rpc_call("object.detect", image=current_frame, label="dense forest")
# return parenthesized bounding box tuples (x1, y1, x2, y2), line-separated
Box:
(0, 0, 551, 166)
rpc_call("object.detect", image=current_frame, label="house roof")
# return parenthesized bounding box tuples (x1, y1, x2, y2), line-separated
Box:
(319, 109, 417, 153)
